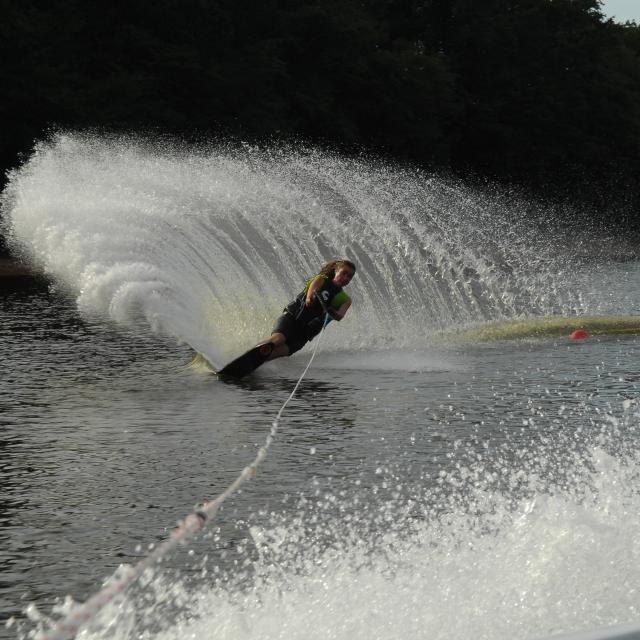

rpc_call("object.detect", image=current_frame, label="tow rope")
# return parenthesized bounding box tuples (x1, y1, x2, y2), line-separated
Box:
(36, 317, 330, 640)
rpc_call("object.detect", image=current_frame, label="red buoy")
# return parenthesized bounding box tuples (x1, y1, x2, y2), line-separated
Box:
(570, 328, 589, 340)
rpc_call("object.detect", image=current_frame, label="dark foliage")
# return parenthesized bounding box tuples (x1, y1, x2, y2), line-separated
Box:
(1, 0, 639, 246)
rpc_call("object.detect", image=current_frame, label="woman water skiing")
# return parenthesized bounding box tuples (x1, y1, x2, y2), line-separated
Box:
(263, 258, 356, 360)
(217, 259, 356, 377)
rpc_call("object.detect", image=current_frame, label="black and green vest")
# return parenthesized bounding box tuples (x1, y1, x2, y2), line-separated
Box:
(285, 274, 349, 323)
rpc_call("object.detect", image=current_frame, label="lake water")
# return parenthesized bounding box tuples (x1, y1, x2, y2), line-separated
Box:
(2, 135, 640, 640)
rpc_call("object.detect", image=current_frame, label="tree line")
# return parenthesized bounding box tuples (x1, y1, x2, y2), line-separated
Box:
(2, 0, 639, 253)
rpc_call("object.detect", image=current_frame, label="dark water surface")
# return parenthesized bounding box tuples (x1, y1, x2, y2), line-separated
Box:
(2, 276, 640, 640)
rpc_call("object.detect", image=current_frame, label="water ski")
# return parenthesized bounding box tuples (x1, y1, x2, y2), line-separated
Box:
(217, 343, 274, 379)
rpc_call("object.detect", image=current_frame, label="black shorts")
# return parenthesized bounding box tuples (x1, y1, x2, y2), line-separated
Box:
(272, 312, 321, 355)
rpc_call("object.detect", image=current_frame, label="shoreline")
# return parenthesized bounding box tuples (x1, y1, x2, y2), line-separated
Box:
(0, 257, 41, 278)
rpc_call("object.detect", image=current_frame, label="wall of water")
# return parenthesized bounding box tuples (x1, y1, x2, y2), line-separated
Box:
(2, 133, 588, 366)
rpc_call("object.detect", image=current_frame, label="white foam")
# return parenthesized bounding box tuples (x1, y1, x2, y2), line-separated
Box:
(281, 348, 466, 373)
(1, 133, 594, 368)
(67, 432, 640, 640)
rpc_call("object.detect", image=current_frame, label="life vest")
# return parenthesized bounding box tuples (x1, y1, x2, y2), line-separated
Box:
(285, 274, 349, 322)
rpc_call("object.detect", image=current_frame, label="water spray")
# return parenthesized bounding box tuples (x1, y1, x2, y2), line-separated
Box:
(35, 318, 330, 640)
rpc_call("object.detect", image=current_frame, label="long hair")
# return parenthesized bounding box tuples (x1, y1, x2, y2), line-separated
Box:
(318, 258, 357, 279)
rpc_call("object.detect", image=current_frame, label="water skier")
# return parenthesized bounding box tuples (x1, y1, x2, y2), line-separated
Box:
(262, 258, 356, 360)
(217, 259, 356, 377)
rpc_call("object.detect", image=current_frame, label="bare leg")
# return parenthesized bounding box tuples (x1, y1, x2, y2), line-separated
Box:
(258, 332, 290, 361)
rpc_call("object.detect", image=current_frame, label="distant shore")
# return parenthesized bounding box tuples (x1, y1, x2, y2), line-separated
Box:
(0, 257, 40, 278)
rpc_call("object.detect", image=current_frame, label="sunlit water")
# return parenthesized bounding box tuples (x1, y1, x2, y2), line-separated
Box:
(1, 135, 640, 640)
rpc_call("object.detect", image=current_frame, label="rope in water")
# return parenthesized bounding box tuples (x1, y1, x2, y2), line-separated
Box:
(37, 319, 329, 640)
